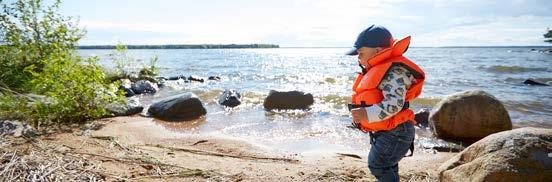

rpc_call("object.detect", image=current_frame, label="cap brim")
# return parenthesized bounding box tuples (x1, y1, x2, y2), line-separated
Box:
(345, 48, 358, 55)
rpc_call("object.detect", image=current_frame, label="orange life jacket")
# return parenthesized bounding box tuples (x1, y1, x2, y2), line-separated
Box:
(351, 36, 425, 132)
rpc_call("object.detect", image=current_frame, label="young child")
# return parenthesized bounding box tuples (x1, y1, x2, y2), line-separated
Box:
(346, 25, 425, 182)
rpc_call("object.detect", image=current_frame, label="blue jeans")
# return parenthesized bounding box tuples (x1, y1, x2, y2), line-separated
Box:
(368, 121, 415, 182)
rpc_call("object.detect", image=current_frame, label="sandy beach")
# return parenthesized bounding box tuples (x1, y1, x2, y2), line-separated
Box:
(1, 116, 457, 181)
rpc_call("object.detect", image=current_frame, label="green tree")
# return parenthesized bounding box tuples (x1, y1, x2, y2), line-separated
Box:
(1, 0, 84, 89)
(545, 29, 552, 43)
(0, 0, 124, 127)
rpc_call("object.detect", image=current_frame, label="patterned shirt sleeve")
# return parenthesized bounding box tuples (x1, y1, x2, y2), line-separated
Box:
(365, 65, 414, 123)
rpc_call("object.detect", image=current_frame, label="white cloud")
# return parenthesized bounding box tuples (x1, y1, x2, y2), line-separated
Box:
(73, 0, 552, 46)
(414, 15, 552, 46)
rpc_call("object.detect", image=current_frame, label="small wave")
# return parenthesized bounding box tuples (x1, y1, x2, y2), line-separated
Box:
(317, 94, 351, 106)
(318, 76, 355, 85)
(241, 91, 267, 105)
(194, 89, 224, 103)
(265, 109, 312, 119)
(503, 100, 552, 115)
(161, 79, 188, 90)
(504, 77, 526, 83)
(323, 77, 336, 84)
(485, 65, 548, 73)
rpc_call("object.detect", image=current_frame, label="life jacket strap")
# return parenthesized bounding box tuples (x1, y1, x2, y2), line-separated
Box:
(347, 101, 372, 111)
(347, 101, 409, 111)
(401, 102, 410, 111)
(358, 63, 367, 75)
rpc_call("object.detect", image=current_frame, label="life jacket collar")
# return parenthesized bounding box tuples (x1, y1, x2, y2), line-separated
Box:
(368, 36, 411, 66)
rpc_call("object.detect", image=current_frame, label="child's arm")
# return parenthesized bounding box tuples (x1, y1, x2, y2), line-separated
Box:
(364, 65, 414, 122)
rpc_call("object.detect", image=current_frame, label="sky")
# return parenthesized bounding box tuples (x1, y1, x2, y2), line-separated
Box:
(51, 0, 552, 47)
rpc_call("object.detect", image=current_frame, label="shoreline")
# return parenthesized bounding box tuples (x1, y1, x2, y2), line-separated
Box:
(1, 116, 458, 181)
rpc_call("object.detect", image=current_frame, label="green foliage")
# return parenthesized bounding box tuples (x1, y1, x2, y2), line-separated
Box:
(0, 92, 29, 121)
(0, 0, 84, 90)
(544, 29, 552, 43)
(139, 55, 159, 78)
(0, 0, 124, 127)
(108, 44, 159, 82)
(110, 44, 134, 79)
(26, 51, 123, 125)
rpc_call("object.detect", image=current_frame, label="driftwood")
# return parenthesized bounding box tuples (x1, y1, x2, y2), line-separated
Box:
(336, 153, 362, 159)
(191, 139, 208, 146)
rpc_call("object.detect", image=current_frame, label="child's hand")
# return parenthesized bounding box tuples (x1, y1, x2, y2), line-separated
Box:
(351, 108, 368, 126)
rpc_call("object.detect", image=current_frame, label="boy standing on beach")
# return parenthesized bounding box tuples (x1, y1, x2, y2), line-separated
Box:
(346, 25, 425, 182)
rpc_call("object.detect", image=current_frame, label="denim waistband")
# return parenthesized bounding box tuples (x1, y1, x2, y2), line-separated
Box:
(375, 120, 414, 134)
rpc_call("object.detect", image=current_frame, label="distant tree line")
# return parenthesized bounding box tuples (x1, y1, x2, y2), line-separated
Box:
(78, 44, 280, 49)
(545, 29, 552, 43)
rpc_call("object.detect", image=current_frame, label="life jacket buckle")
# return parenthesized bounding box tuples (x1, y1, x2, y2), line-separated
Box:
(347, 102, 372, 111)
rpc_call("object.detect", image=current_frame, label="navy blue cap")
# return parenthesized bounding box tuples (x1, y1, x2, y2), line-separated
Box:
(346, 25, 393, 55)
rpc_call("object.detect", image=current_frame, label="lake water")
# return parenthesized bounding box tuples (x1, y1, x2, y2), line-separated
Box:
(79, 47, 552, 154)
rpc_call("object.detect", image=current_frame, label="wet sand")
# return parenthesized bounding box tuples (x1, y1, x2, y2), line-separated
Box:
(1, 116, 457, 181)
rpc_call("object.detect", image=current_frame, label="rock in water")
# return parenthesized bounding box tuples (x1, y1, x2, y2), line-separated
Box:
(429, 90, 512, 143)
(208, 76, 221, 81)
(438, 127, 552, 182)
(118, 79, 135, 97)
(414, 108, 430, 128)
(218, 89, 241, 107)
(168, 75, 186, 81)
(120, 86, 135, 97)
(148, 92, 206, 121)
(187, 76, 204, 83)
(523, 79, 549, 86)
(263, 90, 314, 110)
(155, 77, 168, 88)
(131, 80, 159, 94)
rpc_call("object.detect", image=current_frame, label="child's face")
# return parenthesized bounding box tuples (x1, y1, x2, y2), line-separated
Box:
(357, 47, 381, 67)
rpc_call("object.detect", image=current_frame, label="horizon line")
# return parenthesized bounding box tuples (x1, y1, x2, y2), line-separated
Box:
(77, 44, 552, 49)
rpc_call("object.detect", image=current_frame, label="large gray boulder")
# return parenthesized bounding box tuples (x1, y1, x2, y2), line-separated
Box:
(438, 127, 552, 182)
(147, 92, 206, 121)
(429, 90, 512, 143)
(263, 90, 314, 110)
